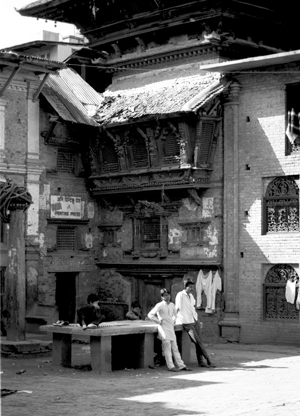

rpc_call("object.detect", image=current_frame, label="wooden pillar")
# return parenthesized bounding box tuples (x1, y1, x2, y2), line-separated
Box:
(6, 209, 26, 341)
(222, 80, 241, 332)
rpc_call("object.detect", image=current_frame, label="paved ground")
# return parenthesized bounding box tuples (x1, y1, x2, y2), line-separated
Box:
(1, 341, 299, 416)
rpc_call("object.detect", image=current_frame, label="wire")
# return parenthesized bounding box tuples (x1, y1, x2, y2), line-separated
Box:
(0, 180, 32, 223)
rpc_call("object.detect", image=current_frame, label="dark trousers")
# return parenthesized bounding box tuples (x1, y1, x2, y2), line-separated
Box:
(183, 320, 211, 365)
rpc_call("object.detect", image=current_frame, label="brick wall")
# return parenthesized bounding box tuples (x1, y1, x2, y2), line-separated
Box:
(235, 65, 300, 344)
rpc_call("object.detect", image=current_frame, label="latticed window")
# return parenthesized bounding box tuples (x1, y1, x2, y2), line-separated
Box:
(162, 135, 180, 164)
(264, 264, 299, 320)
(57, 149, 76, 174)
(101, 141, 119, 172)
(142, 218, 160, 249)
(57, 227, 76, 250)
(132, 140, 149, 168)
(264, 177, 299, 233)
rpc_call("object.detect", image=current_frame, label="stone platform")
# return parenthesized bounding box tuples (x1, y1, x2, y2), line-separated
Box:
(1, 334, 52, 358)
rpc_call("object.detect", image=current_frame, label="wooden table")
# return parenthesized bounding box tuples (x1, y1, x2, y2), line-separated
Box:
(40, 321, 190, 373)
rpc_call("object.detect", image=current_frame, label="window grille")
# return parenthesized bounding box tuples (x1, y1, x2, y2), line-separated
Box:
(198, 120, 215, 165)
(132, 140, 149, 168)
(57, 227, 75, 250)
(57, 149, 76, 174)
(263, 264, 299, 320)
(162, 135, 180, 164)
(264, 177, 299, 233)
(102, 142, 119, 172)
(142, 218, 160, 249)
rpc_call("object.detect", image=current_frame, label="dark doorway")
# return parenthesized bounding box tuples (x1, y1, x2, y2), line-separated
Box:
(55, 272, 77, 322)
(142, 279, 164, 317)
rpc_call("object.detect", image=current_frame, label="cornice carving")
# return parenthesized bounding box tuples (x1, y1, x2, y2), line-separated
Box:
(105, 44, 220, 73)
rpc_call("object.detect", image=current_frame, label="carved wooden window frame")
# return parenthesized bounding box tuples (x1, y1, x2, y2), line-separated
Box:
(178, 220, 210, 247)
(263, 264, 299, 321)
(263, 176, 299, 234)
(98, 223, 122, 247)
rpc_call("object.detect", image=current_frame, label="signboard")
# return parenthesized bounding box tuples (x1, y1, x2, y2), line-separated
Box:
(50, 196, 82, 219)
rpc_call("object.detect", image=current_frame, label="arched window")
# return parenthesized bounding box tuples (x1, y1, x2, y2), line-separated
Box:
(263, 264, 299, 320)
(264, 177, 299, 233)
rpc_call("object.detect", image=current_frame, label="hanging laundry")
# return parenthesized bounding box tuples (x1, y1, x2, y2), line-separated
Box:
(286, 108, 300, 144)
(285, 280, 296, 304)
(196, 270, 222, 314)
(195, 269, 204, 308)
(195, 269, 213, 310)
(207, 270, 222, 314)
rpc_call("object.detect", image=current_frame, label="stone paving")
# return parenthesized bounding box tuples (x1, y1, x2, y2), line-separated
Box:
(1, 342, 299, 416)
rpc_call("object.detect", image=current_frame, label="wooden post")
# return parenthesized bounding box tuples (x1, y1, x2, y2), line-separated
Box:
(6, 209, 26, 341)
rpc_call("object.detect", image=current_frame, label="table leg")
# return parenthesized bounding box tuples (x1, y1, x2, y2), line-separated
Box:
(137, 333, 154, 368)
(180, 329, 191, 364)
(52, 333, 72, 367)
(90, 335, 112, 372)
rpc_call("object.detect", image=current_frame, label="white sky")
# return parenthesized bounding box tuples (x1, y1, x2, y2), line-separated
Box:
(0, 0, 78, 50)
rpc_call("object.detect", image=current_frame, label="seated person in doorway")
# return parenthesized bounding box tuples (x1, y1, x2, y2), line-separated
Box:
(126, 301, 142, 320)
(77, 294, 106, 329)
(148, 288, 192, 372)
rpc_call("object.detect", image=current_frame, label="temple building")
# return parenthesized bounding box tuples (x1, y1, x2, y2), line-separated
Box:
(6, 0, 298, 343)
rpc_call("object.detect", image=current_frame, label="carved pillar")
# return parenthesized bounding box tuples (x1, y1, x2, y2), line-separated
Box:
(1, 181, 32, 341)
(0, 98, 7, 167)
(222, 81, 241, 329)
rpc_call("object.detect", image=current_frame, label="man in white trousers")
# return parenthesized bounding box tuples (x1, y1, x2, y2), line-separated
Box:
(148, 288, 192, 372)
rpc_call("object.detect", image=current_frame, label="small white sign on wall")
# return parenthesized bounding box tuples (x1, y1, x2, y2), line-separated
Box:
(50, 196, 82, 219)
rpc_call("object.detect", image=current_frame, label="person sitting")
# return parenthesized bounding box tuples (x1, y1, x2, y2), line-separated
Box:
(77, 294, 106, 329)
(126, 301, 142, 320)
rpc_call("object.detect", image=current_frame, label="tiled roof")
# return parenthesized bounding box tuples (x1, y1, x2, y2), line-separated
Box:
(0, 50, 64, 69)
(42, 68, 103, 126)
(19, 0, 54, 10)
(93, 73, 224, 125)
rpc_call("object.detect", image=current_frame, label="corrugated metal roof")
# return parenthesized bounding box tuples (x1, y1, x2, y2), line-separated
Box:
(93, 73, 223, 125)
(42, 68, 103, 126)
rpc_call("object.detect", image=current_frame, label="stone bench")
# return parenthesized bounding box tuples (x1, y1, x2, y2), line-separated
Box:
(40, 320, 190, 372)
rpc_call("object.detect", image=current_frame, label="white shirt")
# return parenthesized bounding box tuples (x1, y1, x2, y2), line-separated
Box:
(148, 300, 177, 341)
(175, 290, 198, 324)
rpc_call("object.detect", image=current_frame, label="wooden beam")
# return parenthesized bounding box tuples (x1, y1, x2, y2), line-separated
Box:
(32, 73, 50, 102)
(0, 65, 22, 97)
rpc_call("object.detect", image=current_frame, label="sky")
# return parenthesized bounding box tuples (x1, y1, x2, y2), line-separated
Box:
(0, 0, 78, 50)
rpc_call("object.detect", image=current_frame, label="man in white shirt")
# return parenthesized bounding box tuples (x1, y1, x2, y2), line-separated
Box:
(148, 288, 192, 372)
(175, 280, 215, 368)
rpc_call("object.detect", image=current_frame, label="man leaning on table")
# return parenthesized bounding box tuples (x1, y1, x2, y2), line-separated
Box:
(175, 280, 216, 368)
(148, 288, 191, 372)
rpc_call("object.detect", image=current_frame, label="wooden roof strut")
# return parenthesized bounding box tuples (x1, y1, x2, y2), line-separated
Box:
(0, 65, 22, 97)
(32, 73, 50, 102)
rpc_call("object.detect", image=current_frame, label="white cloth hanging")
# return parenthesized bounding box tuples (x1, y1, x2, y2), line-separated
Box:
(285, 280, 296, 304)
(195, 269, 205, 308)
(206, 270, 222, 314)
(196, 270, 213, 309)
(195, 269, 222, 314)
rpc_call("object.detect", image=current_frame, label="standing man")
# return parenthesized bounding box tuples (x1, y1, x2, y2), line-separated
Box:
(175, 280, 215, 368)
(148, 288, 191, 372)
